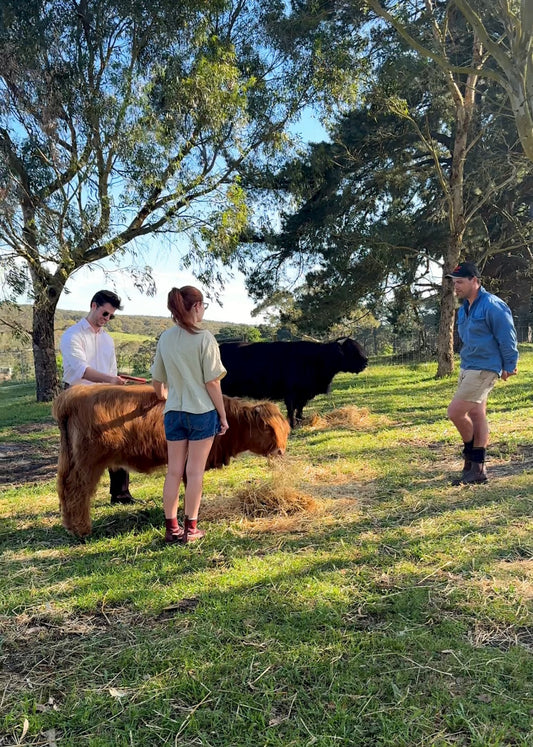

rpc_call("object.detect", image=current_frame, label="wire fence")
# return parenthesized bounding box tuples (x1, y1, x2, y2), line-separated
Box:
(0, 349, 34, 382)
(2, 327, 530, 383)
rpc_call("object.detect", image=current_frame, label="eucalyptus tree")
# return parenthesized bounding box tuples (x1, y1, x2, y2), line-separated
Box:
(240, 22, 453, 327)
(0, 0, 354, 400)
(368, 0, 533, 161)
(362, 0, 533, 373)
(241, 1, 531, 374)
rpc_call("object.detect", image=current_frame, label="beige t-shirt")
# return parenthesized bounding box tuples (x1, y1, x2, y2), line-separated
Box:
(151, 326, 226, 414)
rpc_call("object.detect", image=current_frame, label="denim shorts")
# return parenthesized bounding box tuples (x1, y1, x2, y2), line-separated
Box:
(164, 409, 220, 441)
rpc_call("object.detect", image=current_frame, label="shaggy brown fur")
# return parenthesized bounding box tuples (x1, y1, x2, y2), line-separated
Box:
(52, 384, 290, 537)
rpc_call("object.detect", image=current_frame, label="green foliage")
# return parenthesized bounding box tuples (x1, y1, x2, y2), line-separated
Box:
(239, 11, 533, 339)
(216, 324, 262, 342)
(0, 0, 355, 398)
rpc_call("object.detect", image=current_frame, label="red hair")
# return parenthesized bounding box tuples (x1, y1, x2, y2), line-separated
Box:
(167, 286, 203, 334)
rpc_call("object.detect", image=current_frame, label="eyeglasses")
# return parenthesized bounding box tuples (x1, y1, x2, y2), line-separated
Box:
(203, 302, 209, 311)
(102, 311, 115, 320)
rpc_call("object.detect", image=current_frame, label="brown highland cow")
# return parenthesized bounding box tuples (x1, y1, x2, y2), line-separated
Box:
(52, 384, 290, 537)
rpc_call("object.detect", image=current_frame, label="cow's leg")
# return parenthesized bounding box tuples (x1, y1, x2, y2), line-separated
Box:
(286, 398, 307, 429)
(59, 463, 104, 538)
(109, 467, 135, 504)
(285, 397, 296, 429)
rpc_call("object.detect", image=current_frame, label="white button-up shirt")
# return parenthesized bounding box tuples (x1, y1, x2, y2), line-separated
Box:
(60, 317, 117, 385)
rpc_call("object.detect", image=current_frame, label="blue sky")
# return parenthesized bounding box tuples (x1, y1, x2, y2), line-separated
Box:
(58, 259, 261, 324)
(56, 113, 328, 323)
(42, 112, 329, 324)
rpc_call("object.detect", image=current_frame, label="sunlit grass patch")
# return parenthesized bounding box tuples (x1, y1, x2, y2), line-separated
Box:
(2, 353, 533, 745)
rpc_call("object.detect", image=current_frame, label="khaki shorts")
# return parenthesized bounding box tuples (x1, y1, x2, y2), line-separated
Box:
(454, 368, 498, 404)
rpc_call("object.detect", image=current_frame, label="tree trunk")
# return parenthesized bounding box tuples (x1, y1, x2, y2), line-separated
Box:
(436, 264, 457, 378)
(31, 279, 61, 402)
(435, 37, 481, 377)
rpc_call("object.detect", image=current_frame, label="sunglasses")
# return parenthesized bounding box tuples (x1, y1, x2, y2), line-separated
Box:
(101, 310, 115, 320)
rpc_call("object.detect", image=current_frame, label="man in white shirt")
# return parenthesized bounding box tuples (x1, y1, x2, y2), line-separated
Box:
(60, 290, 135, 505)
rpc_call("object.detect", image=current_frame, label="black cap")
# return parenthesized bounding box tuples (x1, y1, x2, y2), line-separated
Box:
(446, 261, 481, 279)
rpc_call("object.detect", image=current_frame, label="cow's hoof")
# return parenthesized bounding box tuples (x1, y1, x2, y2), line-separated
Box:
(110, 493, 136, 505)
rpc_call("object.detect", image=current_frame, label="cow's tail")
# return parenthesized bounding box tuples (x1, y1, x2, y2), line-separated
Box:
(51, 394, 94, 537)
(51, 395, 74, 517)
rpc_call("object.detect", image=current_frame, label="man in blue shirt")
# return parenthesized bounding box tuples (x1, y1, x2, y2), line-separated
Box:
(446, 261, 518, 484)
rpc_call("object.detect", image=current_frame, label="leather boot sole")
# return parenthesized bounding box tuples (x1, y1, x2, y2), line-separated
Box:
(451, 466, 488, 485)
(165, 529, 185, 543)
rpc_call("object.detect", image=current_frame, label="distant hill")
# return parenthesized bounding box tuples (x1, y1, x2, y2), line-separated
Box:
(0, 304, 255, 352)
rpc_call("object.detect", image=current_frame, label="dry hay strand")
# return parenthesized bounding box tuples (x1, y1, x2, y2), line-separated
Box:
(467, 622, 533, 651)
(307, 405, 372, 430)
(238, 458, 318, 518)
(244, 510, 322, 534)
(240, 483, 317, 518)
(200, 495, 243, 522)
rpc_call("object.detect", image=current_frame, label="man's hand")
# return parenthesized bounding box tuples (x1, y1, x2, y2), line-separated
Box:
(501, 368, 518, 381)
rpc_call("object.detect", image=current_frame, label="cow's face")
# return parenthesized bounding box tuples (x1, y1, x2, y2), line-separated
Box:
(249, 405, 290, 457)
(341, 338, 369, 373)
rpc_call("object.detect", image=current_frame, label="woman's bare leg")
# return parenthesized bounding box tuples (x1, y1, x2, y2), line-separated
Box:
(163, 440, 188, 519)
(183, 437, 214, 519)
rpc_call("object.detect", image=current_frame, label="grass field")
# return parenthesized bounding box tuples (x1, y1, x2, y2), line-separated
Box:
(1, 352, 533, 746)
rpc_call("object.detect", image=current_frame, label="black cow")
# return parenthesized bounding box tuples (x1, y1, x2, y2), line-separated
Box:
(219, 338, 368, 428)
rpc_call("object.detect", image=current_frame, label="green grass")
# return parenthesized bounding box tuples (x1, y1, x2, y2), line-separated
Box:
(1, 354, 533, 746)
(110, 331, 156, 345)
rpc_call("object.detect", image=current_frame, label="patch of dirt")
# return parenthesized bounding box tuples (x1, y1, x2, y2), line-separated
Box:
(432, 442, 533, 479)
(468, 623, 533, 651)
(0, 424, 59, 486)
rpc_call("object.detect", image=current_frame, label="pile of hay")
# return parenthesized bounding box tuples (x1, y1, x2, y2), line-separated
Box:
(238, 459, 318, 518)
(240, 482, 317, 518)
(308, 405, 372, 429)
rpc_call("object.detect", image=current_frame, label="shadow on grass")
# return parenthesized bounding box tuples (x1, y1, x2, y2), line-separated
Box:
(3, 521, 533, 747)
(2, 475, 532, 621)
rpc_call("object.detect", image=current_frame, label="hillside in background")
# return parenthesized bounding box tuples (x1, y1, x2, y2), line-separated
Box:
(0, 305, 259, 378)
(0, 305, 251, 350)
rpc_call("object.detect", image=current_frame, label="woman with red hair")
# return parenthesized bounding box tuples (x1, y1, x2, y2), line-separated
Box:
(151, 286, 228, 543)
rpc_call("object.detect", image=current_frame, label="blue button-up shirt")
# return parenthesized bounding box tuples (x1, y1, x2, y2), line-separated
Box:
(457, 286, 518, 375)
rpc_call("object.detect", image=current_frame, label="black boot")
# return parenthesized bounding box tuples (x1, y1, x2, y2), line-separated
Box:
(109, 468, 135, 504)
(452, 448, 487, 485)
(451, 439, 473, 484)
(461, 438, 474, 474)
